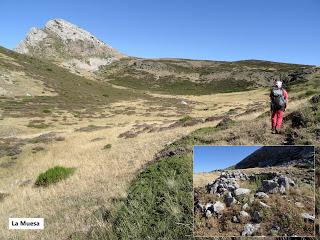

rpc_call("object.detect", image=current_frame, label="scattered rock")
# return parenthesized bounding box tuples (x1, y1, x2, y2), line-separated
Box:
(301, 213, 315, 222)
(270, 224, 280, 235)
(205, 209, 212, 218)
(259, 201, 271, 209)
(255, 192, 269, 199)
(234, 188, 251, 196)
(253, 211, 262, 223)
(213, 201, 225, 214)
(225, 192, 236, 207)
(242, 203, 249, 210)
(240, 211, 250, 217)
(242, 223, 260, 236)
(295, 202, 304, 208)
(262, 180, 279, 194)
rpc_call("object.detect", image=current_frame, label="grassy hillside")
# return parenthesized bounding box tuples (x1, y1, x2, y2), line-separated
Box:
(91, 94, 320, 239)
(0, 46, 144, 118)
(99, 57, 313, 95)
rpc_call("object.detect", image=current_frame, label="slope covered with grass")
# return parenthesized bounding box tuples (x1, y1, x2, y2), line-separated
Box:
(99, 58, 314, 95)
(0, 46, 143, 118)
(103, 94, 320, 239)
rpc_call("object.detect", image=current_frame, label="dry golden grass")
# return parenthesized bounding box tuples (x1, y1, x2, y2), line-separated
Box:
(0, 87, 304, 239)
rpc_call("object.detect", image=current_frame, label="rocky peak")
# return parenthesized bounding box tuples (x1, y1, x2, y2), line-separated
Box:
(44, 19, 104, 45)
(15, 19, 125, 72)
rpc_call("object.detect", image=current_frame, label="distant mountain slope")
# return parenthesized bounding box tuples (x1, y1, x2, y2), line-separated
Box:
(0, 46, 139, 117)
(15, 19, 125, 72)
(99, 57, 315, 95)
(235, 146, 314, 169)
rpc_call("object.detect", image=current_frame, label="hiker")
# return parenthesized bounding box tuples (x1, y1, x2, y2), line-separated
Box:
(270, 80, 288, 134)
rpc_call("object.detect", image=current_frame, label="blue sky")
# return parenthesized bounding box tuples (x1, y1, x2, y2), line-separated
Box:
(193, 146, 261, 173)
(0, 0, 319, 65)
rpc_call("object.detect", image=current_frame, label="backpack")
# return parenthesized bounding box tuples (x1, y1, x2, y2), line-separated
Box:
(271, 87, 286, 110)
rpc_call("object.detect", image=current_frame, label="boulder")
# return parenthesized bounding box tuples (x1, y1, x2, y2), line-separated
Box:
(301, 213, 315, 222)
(253, 211, 262, 223)
(213, 201, 225, 214)
(255, 192, 269, 199)
(278, 175, 295, 189)
(240, 210, 250, 217)
(196, 202, 204, 211)
(242, 223, 260, 236)
(205, 209, 212, 218)
(225, 192, 236, 207)
(235, 188, 251, 196)
(204, 203, 213, 211)
(262, 180, 279, 194)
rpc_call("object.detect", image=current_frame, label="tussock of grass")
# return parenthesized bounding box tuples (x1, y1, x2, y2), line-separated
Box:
(35, 166, 76, 187)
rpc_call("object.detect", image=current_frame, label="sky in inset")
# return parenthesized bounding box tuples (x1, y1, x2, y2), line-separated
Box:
(193, 146, 262, 173)
(0, 0, 319, 65)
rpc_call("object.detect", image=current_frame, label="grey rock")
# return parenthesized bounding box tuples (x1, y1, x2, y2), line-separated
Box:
(253, 211, 262, 223)
(196, 203, 204, 211)
(213, 201, 225, 213)
(278, 175, 295, 189)
(204, 203, 213, 211)
(240, 210, 250, 217)
(242, 223, 260, 236)
(301, 213, 315, 221)
(255, 192, 269, 199)
(270, 224, 280, 235)
(259, 201, 271, 208)
(242, 203, 249, 210)
(262, 180, 279, 194)
(225, 192, 236, 207)
(232, 215, 239, 223)
(205, 209, 212, 218)
(234, 188, 251, 196)
(279, 185, 286, 194)
(295, 202, 304, 208)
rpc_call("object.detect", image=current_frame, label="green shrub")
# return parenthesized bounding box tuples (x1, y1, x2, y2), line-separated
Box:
(178, 115, 193, 123)
(42, 109, 52, 113)
(35, 166, 76, 187)
(103, 144, 112, 149)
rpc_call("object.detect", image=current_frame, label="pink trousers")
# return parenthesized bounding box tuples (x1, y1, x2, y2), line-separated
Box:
(271, 110, 284, 129)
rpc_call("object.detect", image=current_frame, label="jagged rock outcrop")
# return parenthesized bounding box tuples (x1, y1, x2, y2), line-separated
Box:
(15, 19, 125, 72)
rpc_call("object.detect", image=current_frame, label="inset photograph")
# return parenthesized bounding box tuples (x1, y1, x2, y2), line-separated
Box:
(193, 145, 315, 237)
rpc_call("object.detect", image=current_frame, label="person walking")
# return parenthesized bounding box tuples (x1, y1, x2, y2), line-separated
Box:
(270, 80, 288, 134)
